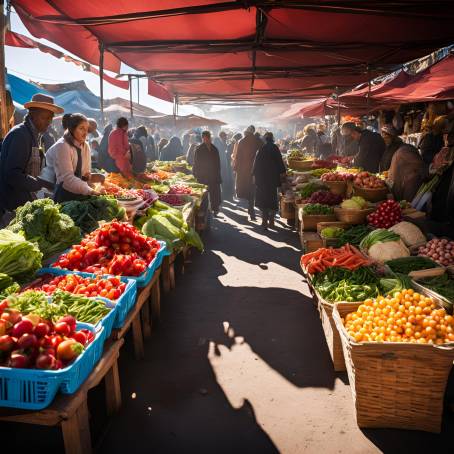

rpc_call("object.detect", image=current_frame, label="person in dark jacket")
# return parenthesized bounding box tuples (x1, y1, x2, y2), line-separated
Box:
(342, 123, 385, 172)
(160, 136, 183, 161)
(97, 123, 116, 172)
(379, 124, 403, 172)
(214, 131, 234, 201)
(0, 93, 62, 217)
(193, 130, 222, 215)
(252, 132, 286, 230)
(418, 115, 447, 165)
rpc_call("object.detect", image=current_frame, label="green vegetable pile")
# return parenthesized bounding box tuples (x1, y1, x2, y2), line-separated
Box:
(418, 274, 454, 302)
(337, 225, 372, 247)
(312, 266, 381, 302)
(0, 229, 42, 282)
(8, 289, 111, 325)
(320, 227, 344, 239)
(0, 273, 20, 299)
(303, 204, 333, 216)
(135, 200, 203, 252)
(8, 199, 81, 259)
(359, 229, 400, 250)
(379, 273, 413, 295)
(60, 196, 126, 234)
(297, 181, 327, 199)
(385, 256, 439, 275)
(311, 168, 332, 178)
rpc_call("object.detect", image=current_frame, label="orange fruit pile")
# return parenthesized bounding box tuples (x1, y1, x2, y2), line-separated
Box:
(342, 289, 454, 344)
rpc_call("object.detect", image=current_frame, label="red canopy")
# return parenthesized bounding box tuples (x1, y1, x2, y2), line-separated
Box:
(373, 53, 454, 103)
(11, 1, 454, 102)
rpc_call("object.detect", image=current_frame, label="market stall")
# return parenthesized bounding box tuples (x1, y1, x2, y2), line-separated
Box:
(292, 153, 454, 433)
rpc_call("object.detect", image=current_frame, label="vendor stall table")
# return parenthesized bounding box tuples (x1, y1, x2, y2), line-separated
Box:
(0, 339, 124, 454)
(112, 268, 161, 359)
(161, 245, 192, 294)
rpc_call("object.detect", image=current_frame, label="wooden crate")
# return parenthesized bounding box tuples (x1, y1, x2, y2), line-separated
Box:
(280, 197, 295, 219)
(300, 231, 323, 253)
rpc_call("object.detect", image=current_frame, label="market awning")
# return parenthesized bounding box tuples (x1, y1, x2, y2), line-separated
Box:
(11, 1, 454, 102)
(149, 114, 226, 129)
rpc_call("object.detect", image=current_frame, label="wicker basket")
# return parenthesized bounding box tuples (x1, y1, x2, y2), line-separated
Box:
(287, 158, 314, 171)
(353, 185, 389, 202)
(334, 207, 374, 224)
(332, 302, 454, 432)
(317, 295, 347, 372)
(325, 180, 347, 197)
(301, 213, 337, 231)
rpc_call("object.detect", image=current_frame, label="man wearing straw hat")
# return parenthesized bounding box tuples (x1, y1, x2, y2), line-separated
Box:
(0, 93, 63, 223)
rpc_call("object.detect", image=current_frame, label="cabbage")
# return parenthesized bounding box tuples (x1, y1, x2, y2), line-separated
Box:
(351, 196, 368, 209)
(388, 222, 426, 247)
(341, 199, 362, 210)
(367, 240, 410, 263)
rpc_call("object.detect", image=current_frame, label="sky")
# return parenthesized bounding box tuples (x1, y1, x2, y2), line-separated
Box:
(5, 8, 200, 116)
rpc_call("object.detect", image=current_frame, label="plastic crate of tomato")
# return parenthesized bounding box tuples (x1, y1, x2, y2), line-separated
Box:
(25, 272, 137, 330)
(0, 315, 105, 410)
(49, 221, 167, 288)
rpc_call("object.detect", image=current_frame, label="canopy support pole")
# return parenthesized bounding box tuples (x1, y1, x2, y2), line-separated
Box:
(129, 75, 133, 119)
(336, 87, 341, 126)
(137, 76, 140, 105)
(98, 40, 105, 126)
(0, 0, 8, 138)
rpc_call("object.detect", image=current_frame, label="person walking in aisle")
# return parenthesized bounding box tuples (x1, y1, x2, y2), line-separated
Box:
(252, 132, 286, 230)
(214, 131, 234, 201)
(193, 131, 222, 215)
(108, 117, 132, 177)
(232, 125, 262, 220)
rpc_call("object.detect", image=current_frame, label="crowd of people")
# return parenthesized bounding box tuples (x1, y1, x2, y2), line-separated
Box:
(1, 92, 453, 236)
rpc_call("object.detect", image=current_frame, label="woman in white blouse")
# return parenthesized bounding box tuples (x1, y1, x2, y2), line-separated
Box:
(51, 113, 103, 202)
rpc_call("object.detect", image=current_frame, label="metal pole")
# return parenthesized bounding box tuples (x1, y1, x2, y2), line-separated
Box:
(336, 88, 341, 126)
(137, 76, 140, 105)
(98, 41, 105, 126)
(0, 0, 9, 138)
(128, 75, 133, 119)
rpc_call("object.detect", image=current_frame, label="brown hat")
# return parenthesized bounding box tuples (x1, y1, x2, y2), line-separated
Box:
(24, 93, 64, 114)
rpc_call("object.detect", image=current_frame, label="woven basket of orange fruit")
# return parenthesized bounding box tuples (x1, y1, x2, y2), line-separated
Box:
(332, 289, 454, 433)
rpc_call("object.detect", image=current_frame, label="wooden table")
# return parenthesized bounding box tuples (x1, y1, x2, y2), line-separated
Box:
(112, 268, 161, 359)
(0, 339, 124, 454)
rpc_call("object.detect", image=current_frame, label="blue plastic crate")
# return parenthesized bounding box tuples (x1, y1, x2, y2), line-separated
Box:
(96, 298, 117, 339)
(35, 271, 138, 330)
(0, 323, 103, 410)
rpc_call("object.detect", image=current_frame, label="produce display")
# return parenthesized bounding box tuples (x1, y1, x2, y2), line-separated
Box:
(29, 274, 127, 301)
(0, 299, 94, 369)
(296, 181, 328, 199)
(7, 199, 81, 259)
(303, 191, 342, 206)
(53, 221, 160, 276)
(418, 238, 454, 267)
(321, 172, 354, 182)
(337, 224, 372, 247)
(418, 274, 454, 302)
(159, 194, 188, 206)
(302, 204, 334, 216)
(311, 159, 336, 169)
(342, 289, 454, 344)
(354, 171, 387, 189)
(388, 221, 426, 247)
(0, 229, 42, 282)
(0, 273, 20, 299)
(168, 184, 192, 195)
(310, 168, 332, 178)
(360, 229, 409, 262)
(385, 256, 439, 275)
(60, 196, 126, 235)
(320, 227, 344, 239)
(312, 267, 381, 302)
(300, 244, 370, 274)
(8, 289, 111, 326)
(340, 196, 368, 210)
(367, 200, 402, 228)
(137, 200, 204, 252)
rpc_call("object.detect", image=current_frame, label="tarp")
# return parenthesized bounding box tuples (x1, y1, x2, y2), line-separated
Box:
(149, 114, 226, 129)
(373, 53, 454, 103)
(5, 30, 130, 90)
(11, 1, 454, 102)
(6, 73, 42, 106)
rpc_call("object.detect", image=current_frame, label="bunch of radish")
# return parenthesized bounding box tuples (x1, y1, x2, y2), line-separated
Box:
(367, 200, 402, 229)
